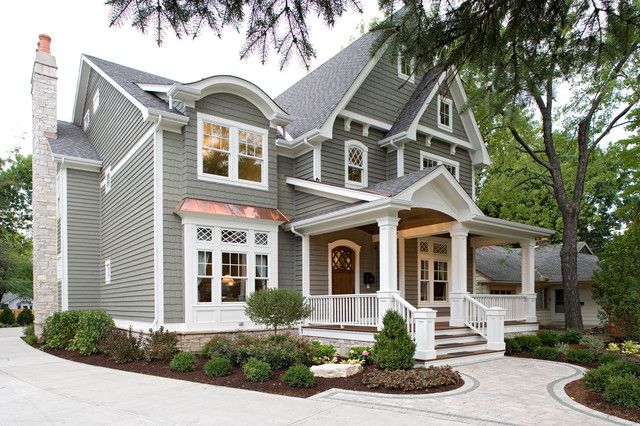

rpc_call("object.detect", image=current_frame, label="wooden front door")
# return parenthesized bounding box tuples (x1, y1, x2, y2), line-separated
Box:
(331, 246, 356, 294)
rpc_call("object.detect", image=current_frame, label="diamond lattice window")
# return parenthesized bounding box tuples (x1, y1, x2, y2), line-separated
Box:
(196, 227, 213, 242)
(419, 241, 430, 253)
(221, 229, 247, 244)
(433, 242, 448, 255)
(255, 232, 268, 246)
(332, 247, 354, 272)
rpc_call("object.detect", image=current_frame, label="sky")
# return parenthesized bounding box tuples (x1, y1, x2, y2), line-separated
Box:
(2, 0, 382, 156)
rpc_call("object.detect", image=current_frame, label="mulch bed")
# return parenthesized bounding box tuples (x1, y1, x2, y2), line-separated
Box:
(565, 378, 640, 424)
(42, 348, 464, 398)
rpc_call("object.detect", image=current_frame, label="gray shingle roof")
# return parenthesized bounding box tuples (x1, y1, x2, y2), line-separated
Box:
(476, 244, 599, 283)
(84, 55, 179, 115)
(48, 121, 101, 162)
(385, 66, 444, 139)
(275, 32, 378, 139)
(364, 166, 439, 196)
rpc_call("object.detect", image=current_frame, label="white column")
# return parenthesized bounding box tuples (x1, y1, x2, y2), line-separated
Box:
(377, 216, 400, 328)
(521, 239, 537, 322)
(302, 234, 310, 297)
(414, 308, 437, 360)
(486, 307, 506, 350)
(449, 223, 468, 327)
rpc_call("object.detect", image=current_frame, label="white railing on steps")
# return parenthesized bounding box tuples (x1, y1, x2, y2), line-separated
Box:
(306, 294, 378, 327)
(470, 294, 527, 321)
(463, 294, 488, 338)
(391, 293, 417, 339)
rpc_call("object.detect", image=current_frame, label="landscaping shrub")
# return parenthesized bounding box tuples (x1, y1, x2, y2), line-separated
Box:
(203, 357, 233, 377)
(170, 352, 196, 372)
(42, 310, 82, 349)
(579, 335, 605, 354)
(348, 346, 372, 364)
(584, 359, 640, 392)
(505, 337, 522, 355)
(560, 329, 584, 344)
(556, 343, 571, 355)
(144, 327, 178, 361)
(16, 308, 34, 326)
(603, 374, 640, 408)
(202, 335, 235, 361)
(311, 341, 337, 364)
(566, 348, 594, 364)
(98, 327, 143, 364)
(24, 334, 38, 346)
(243, 358, 272, 382)
(244, 288, 312, 335)
(534, 346, 560, 361)
(513, 335, 541, 352)
(70, 310, 114, 355)
(233, 334, 313, 369)
(372, 311, 416, 370)
(362, 366, 462, 391)
(282, 365, 315, 388)
(599, 351, 624, 365)
(536, 330, 561, 347)
(0, 307, 15, 325)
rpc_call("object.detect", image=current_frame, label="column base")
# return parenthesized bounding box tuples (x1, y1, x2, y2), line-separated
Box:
(448, 292, 468, 327)
(415, 349, 437, 360)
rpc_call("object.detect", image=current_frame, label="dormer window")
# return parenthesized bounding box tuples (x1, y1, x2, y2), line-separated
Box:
(197, 113, 268, 190)
(345, 140, 368, 188)
(438, 95, 453, 132)
(398, 53, 415, 83)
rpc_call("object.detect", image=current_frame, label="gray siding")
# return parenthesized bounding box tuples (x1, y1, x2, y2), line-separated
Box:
(404, 238, 418, 307)
(278, 229, 298, 291)
(294, 192, 348, 220)
(418, 90, 469, 143)
(66, 169, 101, 310)
(294, 150, 314, 181)
(277, 155, 295, 219)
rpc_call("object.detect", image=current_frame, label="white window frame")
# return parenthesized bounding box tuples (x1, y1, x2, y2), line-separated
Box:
(83, 110, 91, 131)
(196, 112, 269, 190)
(344, 140, 368, 189)
(104, 259, 111, 284)
(419, 151, 460, 181)
(417, 237, 451, 307)
(104, 166, 112, 193)
(93, 89, 100, 114)
(437, 95, 453, 132)
(397, 55, 415, 83)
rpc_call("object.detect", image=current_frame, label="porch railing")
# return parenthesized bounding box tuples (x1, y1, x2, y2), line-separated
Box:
(463, 294, 488, 337)
(391, 293, 417, 339)
(306, 294, 378, 327)
(470, 294, 527, 321)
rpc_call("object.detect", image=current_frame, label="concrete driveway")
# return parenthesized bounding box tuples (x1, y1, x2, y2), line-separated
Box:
(0, 328, 632, 425)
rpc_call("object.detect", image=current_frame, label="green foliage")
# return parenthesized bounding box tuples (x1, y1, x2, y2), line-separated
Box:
(603, 374, 640, 408)
(566, 348, 595, 364)
(0, 307, 14, 325)
(244, 288, 311, 335)
(143, 327, 178, 361)
(16, 308, 34, 326)
(203, 357, 233, 377)
(202, 335, 235, 361)
(599, 351, 624, 365)
(235, 334, 313, 369)
(372, 311, 416, 370)
(24, 334, 37, 345)
(0, 151, 32, 232)
(560, 329, 584, 344)
(282, 365, 315, 388)
(70, 310, 114, 355)
(97, 327, 143, 364)
(585, 359, 640, 392)
(311, 341, 337, 364)
(580, 335, 605, 354)
(534, 346, 560, 361)
(513, 335, 541, 352)
(23, 323, 34, 338)
(536, 330, 561, 348)
(362, 366, 462, 391)
(242, 358, 271, 382)
(348, 346, 372, 364)
(170, 352, 196, 372)
(505, 337, 522, 355)
(594, 220, 640, 340)
(556, 343, 572, 355)
(42, 310, 82, 349)
(0, 229, 32, 302)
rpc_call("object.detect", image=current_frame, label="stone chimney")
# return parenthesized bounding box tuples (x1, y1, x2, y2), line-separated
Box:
(31, 34, 59, 335)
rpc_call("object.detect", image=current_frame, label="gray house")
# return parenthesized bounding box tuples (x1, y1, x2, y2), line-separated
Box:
(31, 29, 553, 363)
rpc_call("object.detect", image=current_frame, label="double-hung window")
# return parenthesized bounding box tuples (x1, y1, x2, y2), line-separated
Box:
(345, 140, 368, 188)
(437, 95, 453, 132)
(420, 151, 460, 181)
(397, 53, 415, 83)
(197, 113, 268, 189)
(418, 238, 450, 305)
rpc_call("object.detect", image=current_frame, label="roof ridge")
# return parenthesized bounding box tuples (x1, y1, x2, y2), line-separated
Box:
(83, 54, 178, 84)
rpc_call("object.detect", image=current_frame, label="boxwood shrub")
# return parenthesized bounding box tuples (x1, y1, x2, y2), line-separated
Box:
(372, 311, 416, 370)
(584, 359, 640, 391)
(0, 307, 14, 325)
(536, 330, 561, 347)
(534, 346, 560, 361)
(204, 357, 233, 377)
(16, 308, 34, 326)
(282, 365, 315, 388)
(170, 352, 196, 372)
(560, 329, 584, 344)
(243, 358, 272, 382)
(565, 348, 594, 364)
(603, 374, 640, 408)
(513, 335, 540, 352)
(505, 337, 522, 355)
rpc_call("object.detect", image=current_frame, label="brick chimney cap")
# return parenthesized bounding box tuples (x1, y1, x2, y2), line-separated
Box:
(38, 34, 52, 54)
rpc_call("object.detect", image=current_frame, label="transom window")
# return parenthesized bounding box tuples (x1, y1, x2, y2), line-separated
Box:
(417, 238, 450, 305)
(438, 95, 453, 132)
(420, 151, 460, 181)
(197, 113, 268, 189)
(221, 229, 247, 244)
(345, 140, 368, 188)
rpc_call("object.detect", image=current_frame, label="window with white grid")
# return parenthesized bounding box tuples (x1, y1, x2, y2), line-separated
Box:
(438, 95, 453, 132)
(345, 141, 368, 187)
(417, 238, 450, 305)
(255, 232, 268, 246)
(221, 229, 247, 244)
(196, 227, 213, 242)
(419, 151, 460, 181)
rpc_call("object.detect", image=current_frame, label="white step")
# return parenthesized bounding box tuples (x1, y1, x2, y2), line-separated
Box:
(435, 334, 486, 345)
(435, 326, 473, 337)
(436, 342, 488, 356)
(420, 350, 505, 367)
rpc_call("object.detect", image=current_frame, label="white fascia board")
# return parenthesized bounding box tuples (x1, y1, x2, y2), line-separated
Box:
(276, 129, 324, 157)
(405, 71, 447, 140)
(465, 215, 555, 238)
(340, 110, 393, 131)
(286, 177, 383, 202)
(137, 83, 173, 92)
(54, 155, 102, 172)
(378, 131, 409, 148)
(416, 125, 475, 151)
(72, 59, 90, 125)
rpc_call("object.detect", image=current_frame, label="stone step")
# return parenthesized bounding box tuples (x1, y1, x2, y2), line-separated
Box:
(435, 341, 487, 356)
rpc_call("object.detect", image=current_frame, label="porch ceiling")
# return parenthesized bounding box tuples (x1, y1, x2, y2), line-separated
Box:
(357, 208, 455, 234)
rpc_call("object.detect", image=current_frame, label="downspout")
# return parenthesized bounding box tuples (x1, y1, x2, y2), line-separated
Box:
(289, 225, 307, 333)
(151, 115, 163, 330)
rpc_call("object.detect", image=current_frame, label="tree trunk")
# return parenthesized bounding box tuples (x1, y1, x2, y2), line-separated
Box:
(560, 214, 584, 330)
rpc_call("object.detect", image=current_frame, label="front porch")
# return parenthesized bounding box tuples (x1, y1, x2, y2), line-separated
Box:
(286, 168, 552, 363)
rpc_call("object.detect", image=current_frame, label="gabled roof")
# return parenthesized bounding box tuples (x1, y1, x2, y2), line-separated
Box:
(275, 32, 379, 139)
(48, 121, 101, 163)
(365, 166, 439, 196)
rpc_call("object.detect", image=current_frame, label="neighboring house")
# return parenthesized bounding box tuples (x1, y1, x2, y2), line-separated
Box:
(31, 29, 554, 363)
(475, 243, 601, 327)
(0, 293, 33, 310)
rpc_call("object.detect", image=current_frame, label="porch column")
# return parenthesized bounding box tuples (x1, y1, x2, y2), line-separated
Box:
(377, 215, 400, 328)
(521, 239, 537, 323)
(449, 223, 469, 327)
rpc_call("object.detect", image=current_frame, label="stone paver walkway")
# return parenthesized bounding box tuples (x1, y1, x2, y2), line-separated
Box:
(0, 328, 633, 425)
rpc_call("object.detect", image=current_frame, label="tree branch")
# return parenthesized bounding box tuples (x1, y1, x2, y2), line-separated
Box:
(508, 126, 552, 172)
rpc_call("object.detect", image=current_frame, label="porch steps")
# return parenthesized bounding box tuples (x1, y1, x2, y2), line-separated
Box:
(418, 349, 505, 367)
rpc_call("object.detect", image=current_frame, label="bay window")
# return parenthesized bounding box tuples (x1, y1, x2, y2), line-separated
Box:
(197, 113, 268, 189)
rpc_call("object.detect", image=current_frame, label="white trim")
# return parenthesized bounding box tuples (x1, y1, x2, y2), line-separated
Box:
(196, 112, 269, 190)
(328, 239, 361, 295)
(397, 55, 416, 83)
(437, 95, 453, 132)
(285, 177, 383, 202)
(344, 140, 368, 189)
(301, 234, 310, 297)
(153, 126, 164, 328)
(396, 146, 405, 177)
(313, 144, 322, 181)
(54, 155, 102, 172)
(420, 151, 460, 181)
(92, 88, 100, 113)
(104, 259, 111, 284)
(416, 125, 474, 151)
(405, 71, 447, 140)
(339, 110, 392, 131)
(136, 83, 172, 93)
(417, 237, 451, 307)
(465, 215, 554, 238)
(111, 126, 155, 176)
(57, 168, 69, 311)
(399, 236, 406, 298)
(83, 110, 90, 131)
(104, 166, 112, 193)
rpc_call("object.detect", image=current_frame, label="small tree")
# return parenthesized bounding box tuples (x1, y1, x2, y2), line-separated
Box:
(593, 219, 640, 339)
(372, 310, 416, 370)
(0, 307, 14, 325)
(244, 288, 311, 335)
